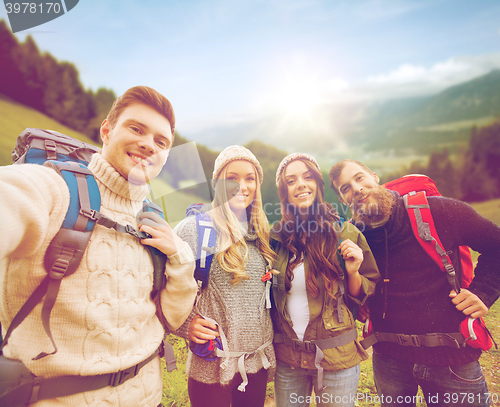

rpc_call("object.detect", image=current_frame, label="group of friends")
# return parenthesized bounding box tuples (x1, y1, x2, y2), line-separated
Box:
(1, 86, 500, 407)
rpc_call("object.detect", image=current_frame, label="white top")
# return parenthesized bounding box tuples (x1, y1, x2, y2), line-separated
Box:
(286, 262, 310, 341)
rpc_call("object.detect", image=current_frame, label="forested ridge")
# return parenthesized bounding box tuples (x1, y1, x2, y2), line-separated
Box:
(0, 20, 115, 142)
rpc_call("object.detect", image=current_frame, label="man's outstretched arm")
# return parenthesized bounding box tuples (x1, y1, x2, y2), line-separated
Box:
(0, 164, 70, 260)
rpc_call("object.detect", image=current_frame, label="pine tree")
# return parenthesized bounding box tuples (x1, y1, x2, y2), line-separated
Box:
(0, 20, 23, 100)
(462, 123, 500, 201)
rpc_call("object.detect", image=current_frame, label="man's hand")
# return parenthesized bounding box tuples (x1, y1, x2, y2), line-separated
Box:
(188, 315, 219, 344)
(357, 303, 370, 323)
(449, 289, 488, 318)
(138, 212, 185, 256)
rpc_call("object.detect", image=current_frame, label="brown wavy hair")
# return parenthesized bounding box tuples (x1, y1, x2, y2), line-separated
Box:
(274, 158, 343, 298)
(106, 86, 175, 135)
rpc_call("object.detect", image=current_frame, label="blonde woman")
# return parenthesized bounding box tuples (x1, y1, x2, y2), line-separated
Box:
(174, 146, 276, 407)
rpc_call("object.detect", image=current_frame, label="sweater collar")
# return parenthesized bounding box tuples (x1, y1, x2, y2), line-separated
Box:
(88, 153, 150, 202)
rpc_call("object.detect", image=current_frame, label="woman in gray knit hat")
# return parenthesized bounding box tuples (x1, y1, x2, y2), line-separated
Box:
(271, 153, 380, 407)
(174, 145, 276, 407)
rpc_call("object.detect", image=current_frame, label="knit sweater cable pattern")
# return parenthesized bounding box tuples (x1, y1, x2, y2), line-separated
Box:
(0, 154, 197, 406)
(174, 215, 276, 386)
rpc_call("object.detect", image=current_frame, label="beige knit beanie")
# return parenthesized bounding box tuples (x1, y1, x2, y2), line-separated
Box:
(275, 153, 321, 185)
(212, 145, 264, 188)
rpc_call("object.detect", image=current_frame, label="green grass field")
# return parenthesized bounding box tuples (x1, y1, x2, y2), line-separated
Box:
(0, 93, 97, 166)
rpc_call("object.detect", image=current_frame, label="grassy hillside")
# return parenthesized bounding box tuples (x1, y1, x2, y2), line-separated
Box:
(148, 177, 210, 229)
(0, 93, 96, 166)
(470, 198, 500, 226)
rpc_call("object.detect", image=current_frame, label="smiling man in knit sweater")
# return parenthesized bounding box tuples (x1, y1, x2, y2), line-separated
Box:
(330, 159, 500, 407)
(0, 86, 197, 406)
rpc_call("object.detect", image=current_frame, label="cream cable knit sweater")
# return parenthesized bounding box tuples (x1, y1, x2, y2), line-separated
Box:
(0, 154, 197, 406)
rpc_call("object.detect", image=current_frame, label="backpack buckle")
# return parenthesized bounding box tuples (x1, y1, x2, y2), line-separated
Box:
(125, 224, 150, 239)
(109, 364, 139, 387)
(80, 208, 98, 221)
(262, 270, 273, 282)
(49, 259, 70, 279)
(303, 340, 316, 352)
(444, 263, 456, 274)
(289, 338, 315, 352)
(396, 334, 421, 347)
(44, 140, 57, 160)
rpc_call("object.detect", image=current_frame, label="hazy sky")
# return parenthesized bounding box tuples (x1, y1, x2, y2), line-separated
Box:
(2, 0, 500, 148)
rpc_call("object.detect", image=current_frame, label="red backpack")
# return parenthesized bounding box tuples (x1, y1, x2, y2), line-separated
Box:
(383, 174, 473, 289)
(369, 174, 495, 351)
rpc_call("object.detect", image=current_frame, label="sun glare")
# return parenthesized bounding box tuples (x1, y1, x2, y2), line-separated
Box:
(276, 76, 323, 117)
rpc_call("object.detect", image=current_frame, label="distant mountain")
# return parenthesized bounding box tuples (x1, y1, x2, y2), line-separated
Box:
(184, 70, 500, 158)
(354, 69, 500, 152)
(413, 69, 500, 125)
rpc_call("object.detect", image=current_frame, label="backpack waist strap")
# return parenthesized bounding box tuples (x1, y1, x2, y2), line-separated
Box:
(274, 329, 357, 392)
(1, 348, 161, 406)
(274, 329, 357, 352)
(360, 331, 465, 350)
(214, 338, 273, 392)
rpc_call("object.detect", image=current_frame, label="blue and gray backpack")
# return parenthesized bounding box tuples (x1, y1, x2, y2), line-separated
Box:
(184, 203, 223, 360)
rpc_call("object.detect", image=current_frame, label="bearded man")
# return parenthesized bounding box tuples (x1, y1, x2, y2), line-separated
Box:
(329, 159, 500, 407)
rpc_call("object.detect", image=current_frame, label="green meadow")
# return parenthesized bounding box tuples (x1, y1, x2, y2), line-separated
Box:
(0, 94, 96, 166)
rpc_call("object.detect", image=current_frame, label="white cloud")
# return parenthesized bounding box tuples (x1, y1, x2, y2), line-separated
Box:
(362, 53, 500, 99)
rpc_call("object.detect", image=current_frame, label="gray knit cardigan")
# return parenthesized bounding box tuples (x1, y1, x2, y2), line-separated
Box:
(174, 215, 276, 386)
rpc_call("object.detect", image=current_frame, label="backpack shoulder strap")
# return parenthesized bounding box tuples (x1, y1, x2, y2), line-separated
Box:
(1, 161, 101, 359)
(403, 191, 461, 293)
(136, 200, 176, 369)
(435, 198, 475, 289)
(269, 238, 280, 291)
(140, 200, 168, 296)
(194, 210, 216, 289)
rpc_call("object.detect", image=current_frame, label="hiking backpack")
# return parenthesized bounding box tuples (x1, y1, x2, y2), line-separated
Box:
(359, 174, 495, 351)
(384, 174, 473, 290)
(0, 128, 175, 406)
